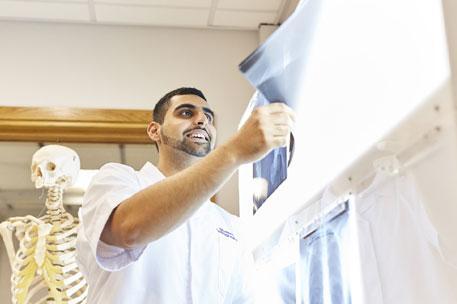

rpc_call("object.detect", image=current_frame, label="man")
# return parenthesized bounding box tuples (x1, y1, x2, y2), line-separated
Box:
(76, 87, 294, 303)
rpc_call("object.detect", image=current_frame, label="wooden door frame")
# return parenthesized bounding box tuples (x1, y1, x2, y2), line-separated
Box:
(0, 106, 152, 144)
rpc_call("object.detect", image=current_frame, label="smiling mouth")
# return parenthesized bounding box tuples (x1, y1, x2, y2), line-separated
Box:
(185, 130, 209, 142)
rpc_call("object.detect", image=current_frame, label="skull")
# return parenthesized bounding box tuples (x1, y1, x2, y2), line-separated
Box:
(31, 145, 80, 189)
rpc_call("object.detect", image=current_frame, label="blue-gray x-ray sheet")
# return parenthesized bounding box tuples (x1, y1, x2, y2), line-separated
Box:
(272, 201, 352, 304)
(239, 0, 321, 213)
(299, 203, 352, 304)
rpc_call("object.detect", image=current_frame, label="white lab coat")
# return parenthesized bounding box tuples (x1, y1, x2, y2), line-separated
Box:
(76, 162, 254, 304)
(354, 172, 457, 304)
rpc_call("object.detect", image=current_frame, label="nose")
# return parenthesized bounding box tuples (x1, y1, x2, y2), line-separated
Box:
(194, 110, 208, 127)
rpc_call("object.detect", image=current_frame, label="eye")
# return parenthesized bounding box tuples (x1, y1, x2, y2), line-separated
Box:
(205, 113, 214, 123)
(180, 110, 193, 117)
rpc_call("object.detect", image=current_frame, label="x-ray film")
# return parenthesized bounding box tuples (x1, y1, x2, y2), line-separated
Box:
(265, 199, 353, 303)
(239, 0, 321, 213)
(298, 201, 352, 304)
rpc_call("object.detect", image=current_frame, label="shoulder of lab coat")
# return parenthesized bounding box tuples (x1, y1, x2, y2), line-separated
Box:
(77, 162, 148, 272)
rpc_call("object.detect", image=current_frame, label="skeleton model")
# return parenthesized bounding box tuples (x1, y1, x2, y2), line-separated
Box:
(0, 145, 88, 304)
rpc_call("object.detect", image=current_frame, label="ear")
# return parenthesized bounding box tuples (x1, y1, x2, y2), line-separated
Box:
(147, 121, 161, 144)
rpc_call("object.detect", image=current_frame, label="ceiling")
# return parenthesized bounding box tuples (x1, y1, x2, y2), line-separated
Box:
(0, 141, 158, 219)
(0, 0, 299, 30)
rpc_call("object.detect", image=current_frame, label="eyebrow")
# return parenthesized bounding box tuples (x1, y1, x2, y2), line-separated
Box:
(174, 103, 215, 118)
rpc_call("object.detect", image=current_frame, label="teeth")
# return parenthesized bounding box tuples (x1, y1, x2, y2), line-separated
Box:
(191, 134, 205, 139)
(187, 131, 207, 140)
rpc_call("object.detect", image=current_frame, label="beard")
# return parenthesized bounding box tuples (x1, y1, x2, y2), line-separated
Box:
(160, 129, 211, 157)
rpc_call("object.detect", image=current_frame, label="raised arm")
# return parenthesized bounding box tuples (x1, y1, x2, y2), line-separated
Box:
(101, 103, 295, 248)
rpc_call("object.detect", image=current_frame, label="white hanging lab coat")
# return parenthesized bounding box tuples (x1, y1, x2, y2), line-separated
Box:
(355, 172, 457, 304)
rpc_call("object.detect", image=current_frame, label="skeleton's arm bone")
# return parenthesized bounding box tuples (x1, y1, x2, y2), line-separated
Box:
(0, 221, 17, 268)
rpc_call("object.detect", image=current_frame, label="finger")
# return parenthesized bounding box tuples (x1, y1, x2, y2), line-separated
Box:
(266, 103, 296, 120)
(268, 113, 295, 127)
(271, 125, 290, 137)
(269, 110, 296, 124)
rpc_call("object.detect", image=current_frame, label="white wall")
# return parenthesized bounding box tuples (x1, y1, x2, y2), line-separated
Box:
(0, 20, 258, 215)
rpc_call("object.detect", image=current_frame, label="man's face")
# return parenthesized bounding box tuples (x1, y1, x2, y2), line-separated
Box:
(159, 94, 216, 157)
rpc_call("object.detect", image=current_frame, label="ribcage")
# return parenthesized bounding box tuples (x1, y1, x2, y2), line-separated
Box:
(10, 212, 88, 304)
